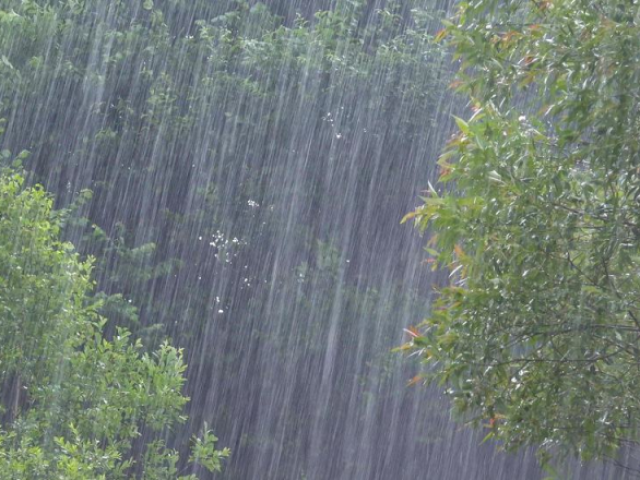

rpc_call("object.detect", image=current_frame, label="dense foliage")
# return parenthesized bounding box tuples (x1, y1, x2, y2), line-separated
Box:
(406, 0, 640, 470)
(0, 1, 450, 478)
(0, 0, 443, 350)
(0, 164, 229, 478)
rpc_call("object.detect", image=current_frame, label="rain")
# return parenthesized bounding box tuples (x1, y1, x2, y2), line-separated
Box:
(0, 0, 635, 479)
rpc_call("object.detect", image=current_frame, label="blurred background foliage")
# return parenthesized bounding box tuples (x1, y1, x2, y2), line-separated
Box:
(0, 0, 461, 478)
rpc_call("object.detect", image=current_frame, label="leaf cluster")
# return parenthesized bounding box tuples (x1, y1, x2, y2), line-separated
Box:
(407, 0, 640, 468)
(0, 166, 229, 478)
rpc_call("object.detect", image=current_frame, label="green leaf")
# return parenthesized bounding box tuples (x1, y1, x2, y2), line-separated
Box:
(453, 115, 470, 135)
(480, 431, 494, 444)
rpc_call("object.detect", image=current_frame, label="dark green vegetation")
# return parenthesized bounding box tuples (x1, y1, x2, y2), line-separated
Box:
(0, 1, 459, 479)
(0, 164, 229, 478)
(406, 0, 640, 473)
(4, 0, 640, 477)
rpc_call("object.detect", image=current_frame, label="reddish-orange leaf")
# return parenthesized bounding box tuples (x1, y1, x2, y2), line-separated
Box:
(434, 29, 448, 42)
(404, 326, 420, 338)
(501, 30, 520, 42)
(439, 167, 451, 179)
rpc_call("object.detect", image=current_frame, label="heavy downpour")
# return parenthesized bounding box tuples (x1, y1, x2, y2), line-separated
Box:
(1, 0, 639, 479)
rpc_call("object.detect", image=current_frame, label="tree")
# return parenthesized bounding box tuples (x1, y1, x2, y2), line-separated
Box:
(0, 2, 446, 476)
(0, 164, 229, 478)
(404, 0, 640, 470)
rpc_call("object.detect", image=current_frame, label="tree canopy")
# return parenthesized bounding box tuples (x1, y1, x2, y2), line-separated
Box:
(0, 164, 229, 478)
(405, 0, 640, 470)
(0, 2, 446, 476)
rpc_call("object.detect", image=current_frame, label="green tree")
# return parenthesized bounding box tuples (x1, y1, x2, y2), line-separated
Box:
(0, 165, 229, 478)
(405, 0, 640, 470)
(0, 1, 445, 476)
